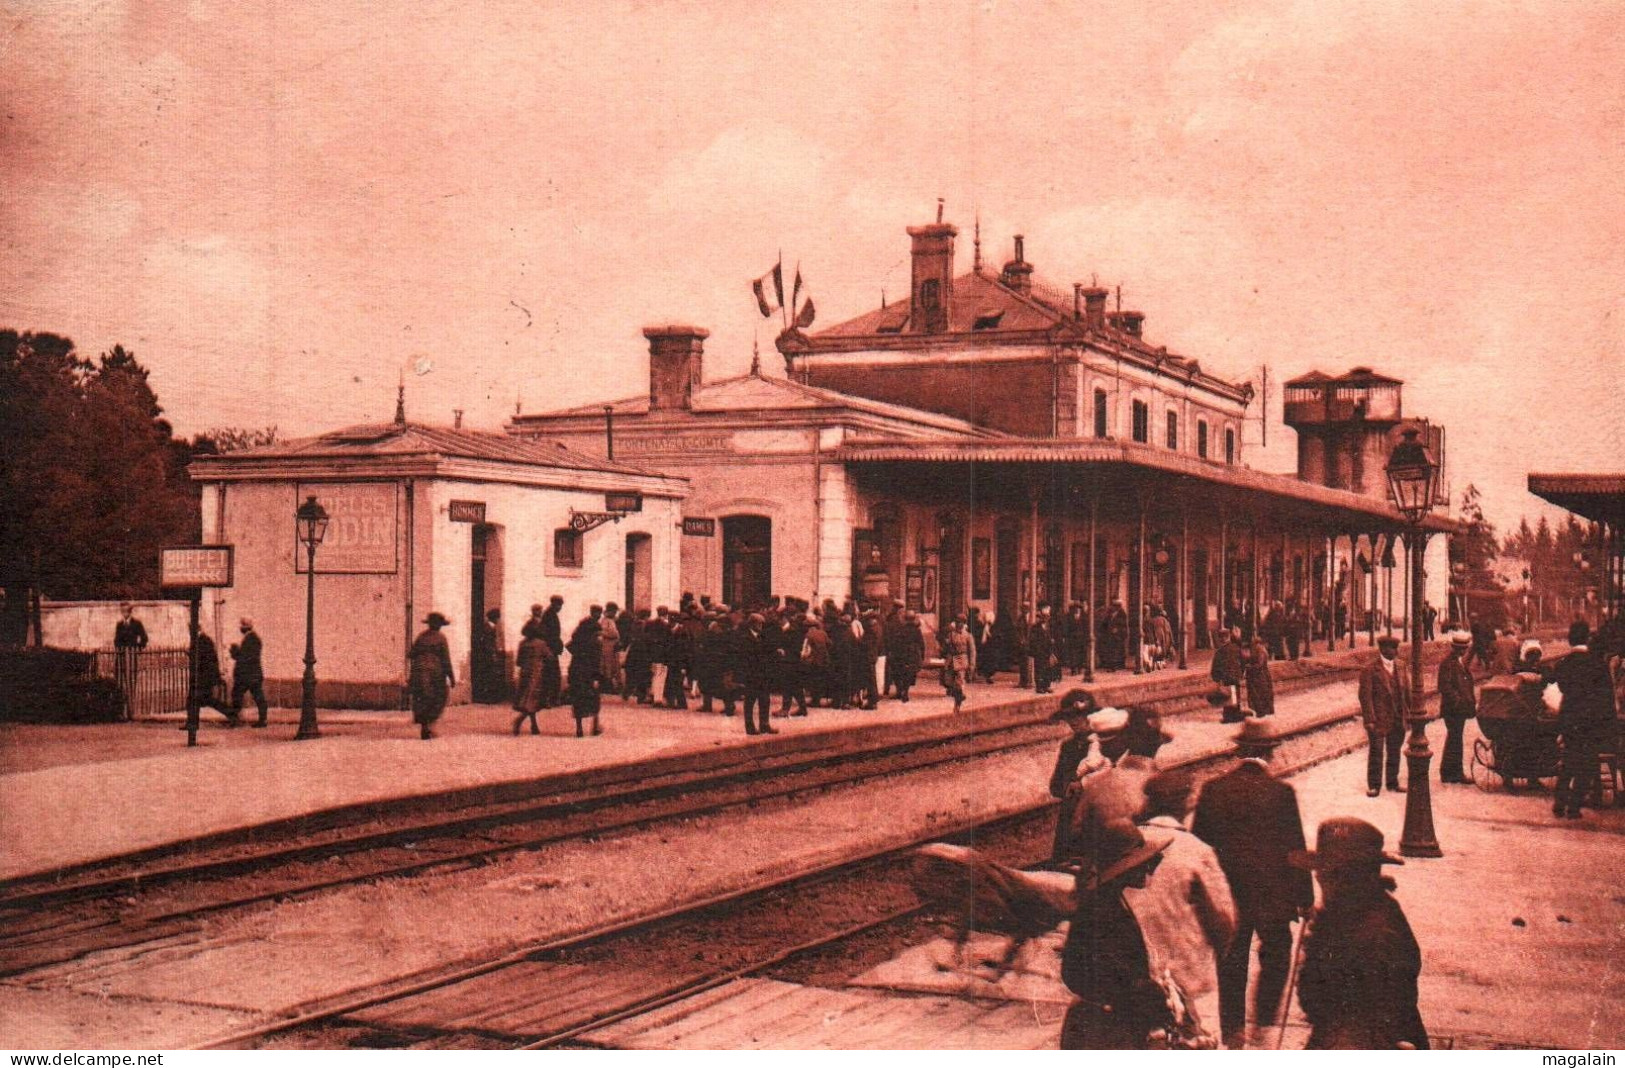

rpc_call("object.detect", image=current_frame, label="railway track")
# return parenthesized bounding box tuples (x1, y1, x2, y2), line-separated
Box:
(0, 659, 1378, 981)
(0, 715, 1064, 977)
(204, 707, 1368, 1051)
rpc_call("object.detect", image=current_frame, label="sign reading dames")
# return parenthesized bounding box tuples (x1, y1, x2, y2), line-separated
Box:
(295, 483, 399, 573)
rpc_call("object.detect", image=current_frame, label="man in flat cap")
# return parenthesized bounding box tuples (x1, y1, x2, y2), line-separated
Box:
(1359, 634, 1410, 797)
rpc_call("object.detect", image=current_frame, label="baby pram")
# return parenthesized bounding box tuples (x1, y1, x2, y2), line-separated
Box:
(1470, 672, 1561, 791)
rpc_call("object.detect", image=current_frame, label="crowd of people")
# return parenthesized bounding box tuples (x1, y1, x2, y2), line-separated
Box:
(1036, 691, 1427, 1050)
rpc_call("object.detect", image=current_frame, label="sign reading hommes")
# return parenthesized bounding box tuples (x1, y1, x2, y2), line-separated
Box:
(295, 483, 399, 573)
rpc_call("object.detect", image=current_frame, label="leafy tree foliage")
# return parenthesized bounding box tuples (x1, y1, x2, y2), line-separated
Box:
(1, 331, 199, 644)
(191, 426, 279, 455)
(1501, 508, 1604, 623)
(1451, 484, 1505, 625)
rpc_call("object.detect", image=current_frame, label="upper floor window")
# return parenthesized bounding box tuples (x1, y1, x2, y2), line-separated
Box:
(554, 527, 584, 569)
(1093, 389, 1109, 439)
(1166, 410, 1179, 450)
(1197, 420, 1209, 459)
(1225, 427, 1236, 464)
(1131, 400, 1149, 444)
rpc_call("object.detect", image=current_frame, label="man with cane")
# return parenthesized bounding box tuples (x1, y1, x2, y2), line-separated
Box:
(1192, 718, 1313, 1049)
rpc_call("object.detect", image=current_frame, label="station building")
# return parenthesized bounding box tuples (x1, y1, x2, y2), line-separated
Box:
(512, 213, 1454, 663)
(188, 409, 687, 708)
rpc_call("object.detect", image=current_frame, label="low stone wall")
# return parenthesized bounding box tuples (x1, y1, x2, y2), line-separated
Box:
(40, 600, 190, 652)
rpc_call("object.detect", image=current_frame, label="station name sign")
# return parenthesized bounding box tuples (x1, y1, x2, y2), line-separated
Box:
(681, 517, 716, 537)
(449, 500, 486, 524)
(161, 545, 234, 588)
(605, 491, 643, 513)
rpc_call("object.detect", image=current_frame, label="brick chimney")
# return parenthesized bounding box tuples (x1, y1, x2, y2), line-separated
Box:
(643, 324, 708, 411)
(1107, 310, 1146, 338)
(907, 221, 957, 334)
(1082, 286, 1109, 331)
(999, 234, 1033, 295)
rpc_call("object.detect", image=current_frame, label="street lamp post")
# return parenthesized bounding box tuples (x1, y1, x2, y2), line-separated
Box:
(295, 495, 330, 740)
(1386, 429, 1442, 858)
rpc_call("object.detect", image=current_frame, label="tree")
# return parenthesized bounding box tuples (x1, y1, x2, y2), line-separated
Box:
(191, 426, 279, 455)
(0, 332, 199, 644)
(1453, 484, 1504, 625)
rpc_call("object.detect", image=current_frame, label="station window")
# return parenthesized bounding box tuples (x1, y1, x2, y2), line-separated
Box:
(1225, 427, 1236, 464)
(1197, 420, 1209, 459)
(1132, 400, 1149, 444)
(554, 527, 584, 569)
(1166, 410, 1178, 450)
(1093, 389, 1109, 438)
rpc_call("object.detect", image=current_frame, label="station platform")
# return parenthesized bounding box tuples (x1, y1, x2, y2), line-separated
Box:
(0, 638, 1469, 884)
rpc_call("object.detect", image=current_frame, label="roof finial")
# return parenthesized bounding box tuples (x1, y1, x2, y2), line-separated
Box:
(936, 197, 945, 224)
(394, 371, 406, 426)
(750, 332, 762, 377)
(973, 211, 982, 270)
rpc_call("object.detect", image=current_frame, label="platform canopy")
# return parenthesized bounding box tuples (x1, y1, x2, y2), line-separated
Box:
(1527, 473, 1625, 526)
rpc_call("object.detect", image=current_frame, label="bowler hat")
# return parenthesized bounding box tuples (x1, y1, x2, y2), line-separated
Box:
(1377, 634, 1401, 650)
(424, 612, 450, 627)
(1083, 820, 1172, 891)
(1049, 688, 1100, 723)
(1290, 817, 1402, 871)
(1143, 769, 1195, 818)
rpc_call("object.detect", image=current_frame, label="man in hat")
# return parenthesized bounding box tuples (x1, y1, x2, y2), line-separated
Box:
(1359, 635, 1410, 797)
(738, 612, 779, 736)
(229, 617, 269, 727)
(1291, 818, 1428, 1049)
(410, 613, 455, 740)
(1192, 717, 1313, 1050)
(1059, 819, 1174, 1049)
(113, 601, 148, 720)
(1211, 628, 1246, 723)
(1048, 689, 1104, 860)
(1130, 769, 1238, 1046)
(1437, 631, 1476, 783)
(1551, 620, 1617, 819)
(1057, 705, 1171, 865)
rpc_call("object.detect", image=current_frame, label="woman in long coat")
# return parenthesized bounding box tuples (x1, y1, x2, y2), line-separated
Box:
(410, 613, 455, 740)
(512, 632, 553, 735)
(887, 610, 927, 702)
(566, 613, 603, 737)
(1244, 633, 1275, 717)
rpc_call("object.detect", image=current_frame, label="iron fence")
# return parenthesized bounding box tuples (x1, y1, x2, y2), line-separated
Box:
(93, 646, 191, 720)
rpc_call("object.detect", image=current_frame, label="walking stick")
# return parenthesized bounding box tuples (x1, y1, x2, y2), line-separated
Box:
(1273, 916, 1308, 1050)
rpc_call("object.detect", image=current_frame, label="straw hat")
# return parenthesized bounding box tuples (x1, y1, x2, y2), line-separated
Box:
(1083, 820, 1172, 891)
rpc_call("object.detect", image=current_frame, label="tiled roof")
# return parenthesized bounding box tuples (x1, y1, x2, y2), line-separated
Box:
(816, 271, 1062, 338)
(218, 421, 663, 477)
(525, 372, 991, 435)
(1528, 473, 1625, 523)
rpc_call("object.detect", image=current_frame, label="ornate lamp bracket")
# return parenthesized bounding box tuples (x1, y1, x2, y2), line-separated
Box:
(569, 509, 625, 533)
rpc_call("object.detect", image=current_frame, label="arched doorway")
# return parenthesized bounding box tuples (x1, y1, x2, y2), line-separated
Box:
(625, 532, 652, 613)
(722, 515, 771, 609)
(470, 523, 505, 702)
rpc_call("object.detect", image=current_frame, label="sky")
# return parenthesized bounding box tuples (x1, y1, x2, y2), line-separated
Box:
(3, 0, 1622, 533)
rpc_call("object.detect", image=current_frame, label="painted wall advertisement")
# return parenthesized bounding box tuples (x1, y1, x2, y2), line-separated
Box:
(295, 483, 399, 574)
